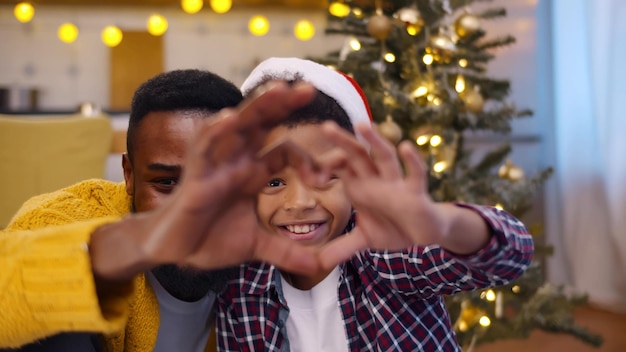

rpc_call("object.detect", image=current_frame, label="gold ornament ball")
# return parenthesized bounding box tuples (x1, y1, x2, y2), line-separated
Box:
(455, 13, 481, 38)
(463, 88, 484, 113)
(367, 14, 393, 40)
(377, 117, 403, 144)
(498, 159, 525, 181)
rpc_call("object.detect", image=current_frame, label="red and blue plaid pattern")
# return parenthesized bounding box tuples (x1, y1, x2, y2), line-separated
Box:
(216, 204, 533, 351)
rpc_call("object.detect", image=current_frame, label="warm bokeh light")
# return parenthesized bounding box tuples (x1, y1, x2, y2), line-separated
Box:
(210, 0, 232, 14)
(406, 23, 420, 36)
(384, 52, 395, 62)
(58, 23, 79, 43)
(348, 37, 361, 51)
(411, 86, 428, 98)
(249, 15, 269, 36)
(294, 19, 315, 41)
(423, 53, 434, 65)
(455, 74, 466, 93)
(459, 58, 469, 67)
(181, 0, 203, 14)
(433, 161, 448, 173)
(429, 135, 442, 147)
(14, 2, 34, 23)
(479, 316, 491, 327)
(101, 25, 123, 47)
(512, 285, 521, 293)
(484, 289, 496, 301)
(416, 135, 430, 146)
(147, 14, 168, 36)
(329, 2, 350, 18)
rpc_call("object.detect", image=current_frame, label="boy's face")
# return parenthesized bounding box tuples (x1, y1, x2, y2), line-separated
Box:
(257, 124, 352, 247)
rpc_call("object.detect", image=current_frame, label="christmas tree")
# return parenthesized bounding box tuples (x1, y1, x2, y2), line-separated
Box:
(312, 0, 603, 349)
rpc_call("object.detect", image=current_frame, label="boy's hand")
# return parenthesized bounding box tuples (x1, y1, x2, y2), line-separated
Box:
(317, 122, 492, 269)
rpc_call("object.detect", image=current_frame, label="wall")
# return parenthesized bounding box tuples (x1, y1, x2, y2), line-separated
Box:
(0, 5, 345, 110)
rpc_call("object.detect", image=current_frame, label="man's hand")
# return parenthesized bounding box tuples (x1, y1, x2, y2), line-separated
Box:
(91, 81, 330, 281)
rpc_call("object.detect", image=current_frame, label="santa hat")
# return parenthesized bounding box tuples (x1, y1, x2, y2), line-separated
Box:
(240, 57, 373, 135)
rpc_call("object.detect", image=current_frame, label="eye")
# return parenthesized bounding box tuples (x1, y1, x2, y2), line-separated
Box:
(267, 178, 285, 188)
(156, 178, 177, 186)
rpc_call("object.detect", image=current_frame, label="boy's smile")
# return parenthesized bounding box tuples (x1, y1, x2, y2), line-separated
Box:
(257, 124, 352, 248)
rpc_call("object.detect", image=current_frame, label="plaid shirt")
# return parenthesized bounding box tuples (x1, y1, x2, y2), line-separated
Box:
(216, 204, 533, 351)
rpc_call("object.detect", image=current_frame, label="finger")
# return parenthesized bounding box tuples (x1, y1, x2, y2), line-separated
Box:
(357, 124, 403, 180)
(398, 141, 428, 192)
(236, 81, 317, 133)
(253, 231, 321, 275)
(318, 230, 369, 270)
(321, 121, 379, 177)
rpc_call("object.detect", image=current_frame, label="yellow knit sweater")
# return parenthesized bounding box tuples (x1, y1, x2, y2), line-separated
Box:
(0, 179, 215, 351)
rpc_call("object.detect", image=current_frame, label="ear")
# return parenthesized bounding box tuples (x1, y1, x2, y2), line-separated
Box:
(122, 153, 134, 196)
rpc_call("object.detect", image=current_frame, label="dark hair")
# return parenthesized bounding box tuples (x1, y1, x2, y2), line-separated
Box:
(248, 74, 355, 134)
(126, 69, 243, 160)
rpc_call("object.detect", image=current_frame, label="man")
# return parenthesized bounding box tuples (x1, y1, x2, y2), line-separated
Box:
(0, 69, 328, 351)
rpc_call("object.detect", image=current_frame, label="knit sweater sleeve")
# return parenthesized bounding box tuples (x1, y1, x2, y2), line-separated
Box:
(0, 180, 133, 348)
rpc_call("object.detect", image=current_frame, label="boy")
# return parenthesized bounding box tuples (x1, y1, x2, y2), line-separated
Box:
(215, 57, 534, 351)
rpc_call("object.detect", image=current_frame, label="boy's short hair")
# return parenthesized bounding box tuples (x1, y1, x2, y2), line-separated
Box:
(126, 69, 243, 161)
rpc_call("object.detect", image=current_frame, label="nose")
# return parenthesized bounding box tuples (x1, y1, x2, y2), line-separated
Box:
(283, 179, 316, 212)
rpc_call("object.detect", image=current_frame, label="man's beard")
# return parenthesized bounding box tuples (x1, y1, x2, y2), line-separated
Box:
(131, 194, 237, 302)
(151, 264, 238, 302)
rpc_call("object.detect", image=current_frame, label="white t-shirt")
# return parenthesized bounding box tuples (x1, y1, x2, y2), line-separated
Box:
(146, 271, 215, 352)
(280, 267, 350, 352)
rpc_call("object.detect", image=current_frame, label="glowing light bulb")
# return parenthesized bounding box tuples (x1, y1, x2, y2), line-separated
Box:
(249, 15, 269, 36)
(455, 74, 466, 93)
(181, 0, 203, 14)
(485, 289, 496, 301)
(429, 135, 442, 147)
(416, 135, 430, 146)
(412, 86, 428, 98)
(147, 14, 168, 36)
(384, 52, 396, 62)
(433, 161, 448, 173)
(210, 0, 231, 14)
(423, 53, 434, 65)
(102, 25, 123, 47)
(459, 58, 468, 67)
(14, 2, 34, 23)
(294, 19, 315, 41)
(479, 316, 491, 327)
(329, 2, 350, 18)
(349, 37, 361, 51)
(58, 23, 78, 43)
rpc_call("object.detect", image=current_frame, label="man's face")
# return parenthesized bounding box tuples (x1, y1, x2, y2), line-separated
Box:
(122, 110, 235, 301)
(256, 124, 353, 248)
(123, 110, 203, 213)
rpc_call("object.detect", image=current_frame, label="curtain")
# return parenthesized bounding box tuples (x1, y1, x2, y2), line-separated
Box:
(547, 0, 626, 312)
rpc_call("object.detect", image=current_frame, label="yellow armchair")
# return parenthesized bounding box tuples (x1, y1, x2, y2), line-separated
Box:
(0, 114, 113, 228)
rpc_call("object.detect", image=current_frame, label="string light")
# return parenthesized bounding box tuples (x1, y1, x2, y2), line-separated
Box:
(58, 23, 79, 43)
(14, 2, 34, 23)
(329, 2, 350, 18)
(147, 14, 168, 36)
(384, 52, 396, 62)
(459, 58, 469, 67)
(210, 0, 231, 14)
(102, 25, 123, 47)
(249, 15, 269, 36)
(433, 161, 448, 173)
(294, 19, 315, 41)
(429, 135, 442, 147)
(348, 37, 361, 51)
(416, 135, 430, 146)
(423, 53, 434, 65)
(411, 86, 428, 98)
(181, 0, 203, 14)
(479, 316, 491, 327)
(455, 74, 466, 93)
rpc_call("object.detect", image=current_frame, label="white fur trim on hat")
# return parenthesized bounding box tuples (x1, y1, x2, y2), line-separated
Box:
(241, 57, 373, 132)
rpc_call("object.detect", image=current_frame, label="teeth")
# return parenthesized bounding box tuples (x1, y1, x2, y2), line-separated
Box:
(285, 224, 319, 234)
